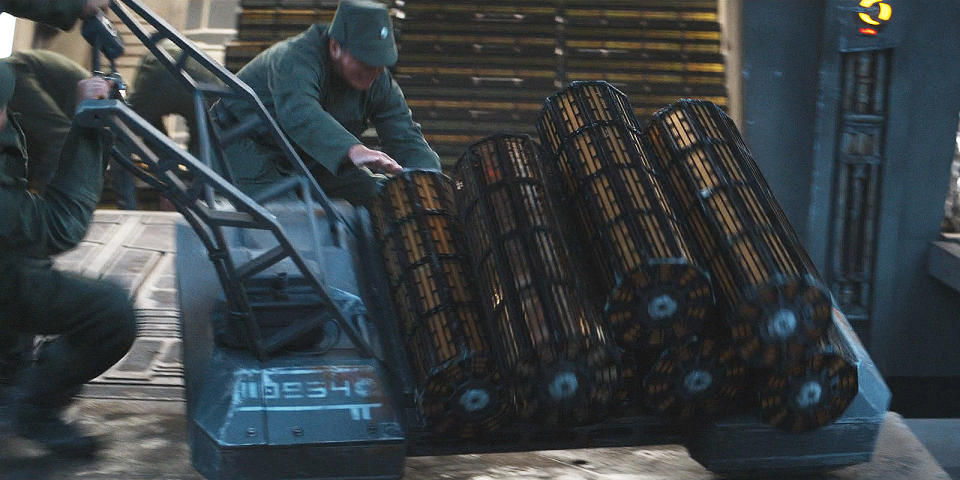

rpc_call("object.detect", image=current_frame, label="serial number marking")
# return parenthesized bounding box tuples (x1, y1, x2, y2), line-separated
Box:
(236, 378, 374, 400)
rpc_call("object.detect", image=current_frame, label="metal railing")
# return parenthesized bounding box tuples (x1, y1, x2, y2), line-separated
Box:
(75, 0, 377, 361)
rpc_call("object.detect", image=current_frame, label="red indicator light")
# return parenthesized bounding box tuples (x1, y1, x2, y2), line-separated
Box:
(859, 27, 878, 35)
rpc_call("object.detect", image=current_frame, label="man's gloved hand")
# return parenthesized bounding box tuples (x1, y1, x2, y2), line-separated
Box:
(75, 76, 115, 109)
(345, 144, 402, 175)
(81, 0, 111, 18)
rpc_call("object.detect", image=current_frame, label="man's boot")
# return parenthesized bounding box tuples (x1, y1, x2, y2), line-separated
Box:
(0, 340, 30, 427)
(0, 335, 32, 386)
(12, 400, 100, 457)
(0, 386, 99, 458)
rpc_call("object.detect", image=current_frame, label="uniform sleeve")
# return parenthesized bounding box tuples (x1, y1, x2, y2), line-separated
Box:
(268, 46, 360, 174)
(7, 72, 75, 190)
(0, 0, 87, 31)
(0, 125, 106, 257)
(368, 73, 440, 170)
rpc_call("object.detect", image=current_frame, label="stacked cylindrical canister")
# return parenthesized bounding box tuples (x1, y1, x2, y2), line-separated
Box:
(535, 81, 714, 355)
(643, 99, 833, 368)
(454, 134, 621, 426)
(643, 335, 747, 421)
(371, 84, 860, 434)
(370, 170, 510, 438)
(643, 98, 857, 431)
(758, 307, 859, 432)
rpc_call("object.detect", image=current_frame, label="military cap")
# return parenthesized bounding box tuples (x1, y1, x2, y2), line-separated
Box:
(0, 62, 13, 109)
(329, 0, 398, 67)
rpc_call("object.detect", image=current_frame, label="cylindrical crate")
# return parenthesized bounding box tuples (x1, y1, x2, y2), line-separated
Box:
(644, 99, 832, 367)
(370, 170, 510, 437)
(454, 134, 621, 425)
(643, 335, 747, 421)
(757, 308, 859, 432)
(536, 81, 714, 353)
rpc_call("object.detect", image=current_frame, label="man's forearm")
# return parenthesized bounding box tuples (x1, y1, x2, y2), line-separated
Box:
(0, 124, 107, 257)
(0, 0, 86, 31)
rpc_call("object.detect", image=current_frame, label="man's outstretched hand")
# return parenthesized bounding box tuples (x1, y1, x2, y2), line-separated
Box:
(76, 76, 115, 106)
(82, 0, 111, 18)
(346, 144, 403, 174)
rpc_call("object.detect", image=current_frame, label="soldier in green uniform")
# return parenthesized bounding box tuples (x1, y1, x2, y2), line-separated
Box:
(0, 0, 110, 31)
(0, 1, 135, 209)
(0, 0, 119, 417)
(220, 0, 439, 205)
(0, 51, 88, 391)
(2, 50, 88, 192)
(0, 63, 136, 456)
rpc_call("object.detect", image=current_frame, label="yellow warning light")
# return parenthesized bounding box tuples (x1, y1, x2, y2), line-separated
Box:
(858, 0, 892, 26)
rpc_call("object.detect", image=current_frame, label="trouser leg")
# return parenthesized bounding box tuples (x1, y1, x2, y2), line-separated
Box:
(110, 159, 137, 210)
(0, 333, 32, 385)
(0, 264, 136, 405)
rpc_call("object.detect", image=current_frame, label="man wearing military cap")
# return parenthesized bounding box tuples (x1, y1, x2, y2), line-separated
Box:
(221, 0, 439, 204)
(0, 63, 136, 456)
(0, 0, 111, 30)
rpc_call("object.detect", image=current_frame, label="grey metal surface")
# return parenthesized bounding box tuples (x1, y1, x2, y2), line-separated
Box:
(686, 307, 891, 476)
(188, 351, 405, 480)
(177, 204, 407, 480)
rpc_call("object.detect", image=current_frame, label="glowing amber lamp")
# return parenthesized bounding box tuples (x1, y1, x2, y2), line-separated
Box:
(857, 0, 892, 26)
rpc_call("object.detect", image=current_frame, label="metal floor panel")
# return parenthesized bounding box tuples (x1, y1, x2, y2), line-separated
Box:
(53, 211, 186, 402)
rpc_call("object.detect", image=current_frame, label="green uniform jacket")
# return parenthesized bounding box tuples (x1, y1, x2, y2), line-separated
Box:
(3, 50, 88, 189)
(0, 0, 87, 30)
(0, 113, 106, 259)
(225, 24, 439, 175)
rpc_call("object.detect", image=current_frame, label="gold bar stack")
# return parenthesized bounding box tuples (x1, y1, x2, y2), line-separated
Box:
(370, 170, 509, 438)
(536, 81, 714, 355)
(226, 0, 345, 72)
(644, 99, 833, 368)
(453, 134, 620, 426)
